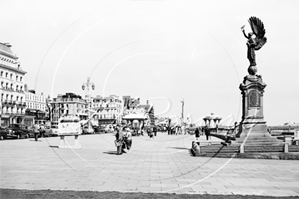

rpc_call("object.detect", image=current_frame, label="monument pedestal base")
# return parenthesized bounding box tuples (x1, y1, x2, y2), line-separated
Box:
(233, 74, 283, 149)
(59, 135, 81, 149)
(233, 122, 280, 145)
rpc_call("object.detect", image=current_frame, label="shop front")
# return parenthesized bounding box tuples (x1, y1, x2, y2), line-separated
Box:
(0, 114, 10, 127)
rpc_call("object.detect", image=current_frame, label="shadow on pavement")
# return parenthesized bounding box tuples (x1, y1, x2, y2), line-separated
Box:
(103, 151, 118, 155)
(168, 147, 189, 150)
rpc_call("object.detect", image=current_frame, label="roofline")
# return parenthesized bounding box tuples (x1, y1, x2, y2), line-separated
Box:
(0, 49, 18, 59)
(0, 63, 26, 74)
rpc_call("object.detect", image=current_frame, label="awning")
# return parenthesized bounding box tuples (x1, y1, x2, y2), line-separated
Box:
(79, 120, 88, 124)
(26, 108, 36, 112)
(1, 114, 10, 118)
(123, 113, 147, 120)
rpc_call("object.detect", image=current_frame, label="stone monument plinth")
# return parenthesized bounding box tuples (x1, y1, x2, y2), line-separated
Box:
(234, 72, 281, 146)
(238, 74, 268, 137)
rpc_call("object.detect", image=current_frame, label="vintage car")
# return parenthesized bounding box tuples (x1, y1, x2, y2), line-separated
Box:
(0, 127, 10, 140)
(7, 124, 34, 139)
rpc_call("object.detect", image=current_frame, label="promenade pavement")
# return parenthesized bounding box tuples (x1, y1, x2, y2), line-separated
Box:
(0, 132, 298, 197)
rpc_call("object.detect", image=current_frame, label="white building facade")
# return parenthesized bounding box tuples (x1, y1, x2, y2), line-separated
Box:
(0, 43, 27, 126)
(24, 89, 47, 126)
(92, 95, 124, 125)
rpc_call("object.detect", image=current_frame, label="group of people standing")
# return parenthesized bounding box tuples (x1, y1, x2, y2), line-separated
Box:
(33, 123, 46, 141)
(167, 126, 184, 135)
(113, 125, 158, 154)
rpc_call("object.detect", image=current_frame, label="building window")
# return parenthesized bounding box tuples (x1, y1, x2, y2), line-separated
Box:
(16, 76, 18, 81)
(0, 71, 3, 76)
(10, 73, 13, 79)
(20, 77, 22, 82)
(5, 72, 8, 78)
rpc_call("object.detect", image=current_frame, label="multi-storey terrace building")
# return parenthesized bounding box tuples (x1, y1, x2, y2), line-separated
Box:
(51, 93, 88, 122)
(92, 95, 123, 125)
(24, 89, 47, 126)
(0, 42, 27, 126)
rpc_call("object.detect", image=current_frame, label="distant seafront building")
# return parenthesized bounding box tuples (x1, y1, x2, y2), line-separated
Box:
(24, 88, 47, 126)
(0, 42, 27, 126)
(51, 93, 88, 122)
(92, 95, 123, 125)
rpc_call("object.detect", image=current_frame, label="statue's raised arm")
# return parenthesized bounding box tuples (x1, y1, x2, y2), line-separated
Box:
(241, 16, 267, 67)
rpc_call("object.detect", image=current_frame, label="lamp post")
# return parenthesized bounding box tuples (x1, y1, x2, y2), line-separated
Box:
(82, 77, 95, 132)
(180, 99, 184, 126)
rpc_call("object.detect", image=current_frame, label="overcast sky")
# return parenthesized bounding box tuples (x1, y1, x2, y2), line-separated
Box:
(1, 0, 298, 125)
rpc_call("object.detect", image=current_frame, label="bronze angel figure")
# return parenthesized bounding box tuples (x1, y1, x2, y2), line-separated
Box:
(241, 16, 267, 66)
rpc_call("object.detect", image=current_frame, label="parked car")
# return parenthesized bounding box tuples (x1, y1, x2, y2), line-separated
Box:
(0, 127, 10, 140)
(93, 126, 105, 134)
(82, 126, 94, 134)
(43, 125, 57, 137)
(8, 124, 34, 139)
(49, 124, 59, 136)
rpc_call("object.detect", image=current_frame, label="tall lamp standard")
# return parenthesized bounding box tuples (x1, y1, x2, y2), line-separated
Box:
(82, 77, 95, 132)
(180, 99, 184, 125)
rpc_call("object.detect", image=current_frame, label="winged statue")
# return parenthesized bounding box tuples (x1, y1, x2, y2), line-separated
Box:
(241, 16, 267, 67)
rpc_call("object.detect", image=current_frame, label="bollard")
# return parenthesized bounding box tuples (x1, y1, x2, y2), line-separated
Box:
(59, 135, 66, 148)
(74, 135, 80, 148)
(240, 144, 244, 153)
(284, 142, 289, 153)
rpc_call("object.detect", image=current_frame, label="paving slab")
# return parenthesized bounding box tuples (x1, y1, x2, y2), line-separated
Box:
(0, 133, 298, 197)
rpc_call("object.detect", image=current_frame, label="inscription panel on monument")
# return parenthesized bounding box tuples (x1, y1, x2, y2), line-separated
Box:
(248, 90, 260, 107)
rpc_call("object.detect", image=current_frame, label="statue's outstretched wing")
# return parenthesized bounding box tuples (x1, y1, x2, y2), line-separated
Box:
(248, 16, 265, 38)
(248, 16, 267, 50)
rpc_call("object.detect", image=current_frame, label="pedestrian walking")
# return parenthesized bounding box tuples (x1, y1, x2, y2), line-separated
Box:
(204, 126, 211, 144)
(34, 123, 40, 141)
(114, 126, 124, 155)
(148, 127, 154, 140)
(125, 128, 132, 151)
(195, 127, 200, 146)
(39, 124, 45, 138)
(153, 126, 157, 136)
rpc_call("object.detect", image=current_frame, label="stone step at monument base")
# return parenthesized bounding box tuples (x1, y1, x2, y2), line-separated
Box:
(199, 145, 239, 155)
(193, 143, 299, 157)
(243, 144, 284, 153)
(236, 132, 273, 138)
(289, 145, 299, 152)
(233, 128, 283, 145)
(197, 152, 299, 160)
(232, 140, 283, 145)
